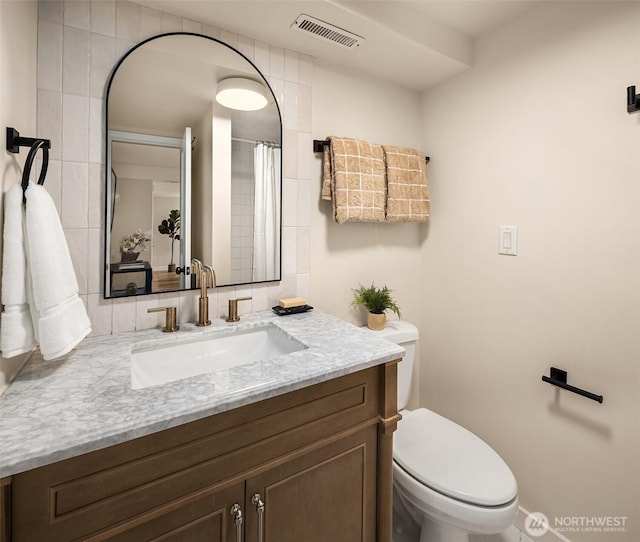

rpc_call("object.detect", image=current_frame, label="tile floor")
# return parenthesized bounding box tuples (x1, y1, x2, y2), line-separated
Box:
(393, 523, 535, 542)
(472, 525, 535, 542)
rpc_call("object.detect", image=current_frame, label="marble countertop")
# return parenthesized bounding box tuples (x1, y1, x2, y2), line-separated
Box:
(0, 310, 403, 478)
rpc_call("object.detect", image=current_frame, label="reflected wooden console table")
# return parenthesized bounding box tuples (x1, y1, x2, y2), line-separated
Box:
(109, 261, 152, 296)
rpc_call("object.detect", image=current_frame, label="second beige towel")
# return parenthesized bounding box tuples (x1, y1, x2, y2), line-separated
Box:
(383, 145, 431, 223)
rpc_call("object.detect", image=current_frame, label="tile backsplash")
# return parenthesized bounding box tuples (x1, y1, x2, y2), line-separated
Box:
(37, 0, 312, 336)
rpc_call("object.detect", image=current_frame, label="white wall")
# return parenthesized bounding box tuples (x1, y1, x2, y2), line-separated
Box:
(311, 62, 425, 406)
(0, 1, 38, 394)
(191, 105, 212, 269)
(311, 63, 425, 327)
(420, 3, 640, 540)
(230, 139, 255, 283)
(211, 105, 232, 283)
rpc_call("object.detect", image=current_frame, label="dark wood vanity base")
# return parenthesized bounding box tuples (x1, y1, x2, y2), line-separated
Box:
(1, 363, 399, 542)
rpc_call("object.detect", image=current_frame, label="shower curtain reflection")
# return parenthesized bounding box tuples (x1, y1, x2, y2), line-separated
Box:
(253, 142, 281, 282)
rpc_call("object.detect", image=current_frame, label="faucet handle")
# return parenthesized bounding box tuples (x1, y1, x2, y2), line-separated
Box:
(148, 306, 179, 332)
(226, 297, 252, 323)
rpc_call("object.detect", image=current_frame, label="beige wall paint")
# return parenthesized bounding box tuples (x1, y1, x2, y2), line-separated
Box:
(310, 62, 425, 407)
(310, 62, 425, 326)
(421, 2, 640, 539)
(0, 1, 38, 394)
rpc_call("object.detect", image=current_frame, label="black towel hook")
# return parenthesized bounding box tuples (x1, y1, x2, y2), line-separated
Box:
(627, 86, 640, 113)
(6, 127, 51, 153)
(6, 127, 51, 203)
(21, 139, 49, 203)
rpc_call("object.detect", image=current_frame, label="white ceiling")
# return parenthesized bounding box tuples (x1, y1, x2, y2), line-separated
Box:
(133, 0, 539, 91)
(400, 1, 537, 38)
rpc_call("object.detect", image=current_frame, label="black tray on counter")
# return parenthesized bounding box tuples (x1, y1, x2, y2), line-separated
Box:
(272, 304, 314, 316)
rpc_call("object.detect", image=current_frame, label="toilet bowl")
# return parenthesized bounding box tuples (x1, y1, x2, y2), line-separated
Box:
(393, 408, 518, 542)
(365, 321, 518, 542)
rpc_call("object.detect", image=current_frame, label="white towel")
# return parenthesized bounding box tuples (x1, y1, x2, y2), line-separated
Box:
(24, 182, 91, 360)
(0, 184, 36, 357)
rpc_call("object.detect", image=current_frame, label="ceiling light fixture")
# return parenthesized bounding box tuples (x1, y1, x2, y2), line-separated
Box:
(215, 77, 269, 111)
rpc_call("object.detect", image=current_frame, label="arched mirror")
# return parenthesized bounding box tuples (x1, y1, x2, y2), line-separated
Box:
(104, 32, 282, 298)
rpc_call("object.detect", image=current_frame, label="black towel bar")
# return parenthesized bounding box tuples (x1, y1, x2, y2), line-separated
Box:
(542, 367, 603, 403)
(313, 139, 430, 163)
(313, 139, 329, 153)
(6, 127, 51, 153)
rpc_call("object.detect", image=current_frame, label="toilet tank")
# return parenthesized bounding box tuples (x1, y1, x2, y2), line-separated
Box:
(369, 321, 418, 410)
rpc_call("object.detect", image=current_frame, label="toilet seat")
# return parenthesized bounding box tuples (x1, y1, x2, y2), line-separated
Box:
(394, 408, 518, 507)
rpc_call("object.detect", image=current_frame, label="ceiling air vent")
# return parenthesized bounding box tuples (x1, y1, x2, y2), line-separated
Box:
(291, 14, 364, 49)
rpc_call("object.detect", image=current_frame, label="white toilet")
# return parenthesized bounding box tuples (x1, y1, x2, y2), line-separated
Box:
(370, 321, 518, 542)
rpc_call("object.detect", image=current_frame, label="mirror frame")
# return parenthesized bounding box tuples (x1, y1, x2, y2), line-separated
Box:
(103, 32, 283, 299)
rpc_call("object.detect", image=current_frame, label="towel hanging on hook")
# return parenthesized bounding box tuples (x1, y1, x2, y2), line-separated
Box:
(21, 140, 49, 203)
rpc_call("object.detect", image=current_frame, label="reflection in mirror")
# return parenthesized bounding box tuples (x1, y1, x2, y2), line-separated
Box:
(110, 136, 184, 295)
(104, 33, 282, 298)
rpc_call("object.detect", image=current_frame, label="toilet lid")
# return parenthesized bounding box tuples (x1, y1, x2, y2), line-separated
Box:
(394, 408, 517, 507)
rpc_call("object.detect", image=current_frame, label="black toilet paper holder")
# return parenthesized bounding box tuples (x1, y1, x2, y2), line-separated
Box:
(541, 367, 603, 404)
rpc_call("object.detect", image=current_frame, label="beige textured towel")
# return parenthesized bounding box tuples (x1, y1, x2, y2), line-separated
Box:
(322, 137, 386, 224)
(322, 147, 332, 201)
(383, 145, 431, 223)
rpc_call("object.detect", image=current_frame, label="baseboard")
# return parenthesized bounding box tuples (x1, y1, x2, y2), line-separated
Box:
(517, 506, 572, 542)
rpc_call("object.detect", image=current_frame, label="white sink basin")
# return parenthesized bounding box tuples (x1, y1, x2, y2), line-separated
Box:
(131, 324, 306, 389)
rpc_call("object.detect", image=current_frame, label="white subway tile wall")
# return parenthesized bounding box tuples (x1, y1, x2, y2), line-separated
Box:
(230, 140, 256, 284)
(38, 0, 313, 336)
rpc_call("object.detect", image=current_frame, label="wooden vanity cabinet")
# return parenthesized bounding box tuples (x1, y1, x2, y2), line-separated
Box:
(244, 424, 378, 542)
(84, 482, 245, 541)
(2, 362, 399, 542)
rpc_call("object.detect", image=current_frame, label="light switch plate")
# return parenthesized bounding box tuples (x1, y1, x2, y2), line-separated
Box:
(499, 226, 518, 255)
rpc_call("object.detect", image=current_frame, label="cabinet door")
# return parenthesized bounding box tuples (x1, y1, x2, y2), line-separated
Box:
(245, 425, 378, 542)
(83, 482, 244, 542)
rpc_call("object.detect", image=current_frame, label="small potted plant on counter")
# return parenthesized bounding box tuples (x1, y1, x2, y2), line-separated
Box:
(351, 282, 401, 330)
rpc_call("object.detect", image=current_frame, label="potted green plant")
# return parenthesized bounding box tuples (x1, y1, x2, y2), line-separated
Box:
(351, 283, 401, 330)
(157, 209, 181, 272)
